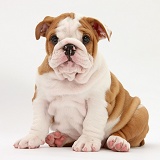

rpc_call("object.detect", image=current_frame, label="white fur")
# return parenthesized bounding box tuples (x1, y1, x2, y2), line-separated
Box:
(40, 52, 111, 140)
(49, 38, 93, 82)
(56, 16, 82, 40)
(14, 14, 117, 151)
(138, 104, 144, 109)
(14, 99, 51, 149)
(105, 117, 120, 138)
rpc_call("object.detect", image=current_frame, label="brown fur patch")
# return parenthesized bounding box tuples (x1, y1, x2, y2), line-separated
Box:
(79, 18, 98, 58)
(35, 16, 55, 40)
(38, 56, 53, 75)
(106, 73, 149, 147)
(112, 107, 149, 147)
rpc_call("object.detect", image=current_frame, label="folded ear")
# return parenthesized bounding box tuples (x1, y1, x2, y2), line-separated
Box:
(35, 16, 54, 40)
(86, 18, 112, 41)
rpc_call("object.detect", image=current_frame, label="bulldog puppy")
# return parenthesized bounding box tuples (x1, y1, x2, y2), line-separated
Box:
(14, 13, 149, 152)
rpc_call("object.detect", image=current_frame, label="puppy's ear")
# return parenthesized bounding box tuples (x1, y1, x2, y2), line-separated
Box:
(86, 18, 112, 41)
(35, 16, 54, 40)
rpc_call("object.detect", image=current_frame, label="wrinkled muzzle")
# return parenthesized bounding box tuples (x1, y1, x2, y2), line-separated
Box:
(49, 38, 93, 81)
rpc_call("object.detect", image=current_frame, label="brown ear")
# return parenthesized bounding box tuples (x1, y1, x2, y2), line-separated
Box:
(35, 16, 54, 40)
(86, 18, 112, 41)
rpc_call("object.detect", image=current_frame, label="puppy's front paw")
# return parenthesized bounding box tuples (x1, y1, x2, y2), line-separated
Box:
(107, 135, 130, 152)
(14, 134, 45, 149)
(72, 135, 101, 152)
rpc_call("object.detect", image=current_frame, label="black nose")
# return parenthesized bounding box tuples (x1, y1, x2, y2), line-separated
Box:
(63, 44, 76, 61)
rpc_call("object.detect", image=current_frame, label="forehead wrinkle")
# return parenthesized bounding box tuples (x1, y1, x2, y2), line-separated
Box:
(56, 17, 82, 39)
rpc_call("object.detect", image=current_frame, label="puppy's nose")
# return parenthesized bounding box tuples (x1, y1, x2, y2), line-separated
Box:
(63, 44, 76, 61)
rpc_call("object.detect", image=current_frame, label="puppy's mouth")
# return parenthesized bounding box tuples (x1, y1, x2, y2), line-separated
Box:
(49, 38, 93, 81)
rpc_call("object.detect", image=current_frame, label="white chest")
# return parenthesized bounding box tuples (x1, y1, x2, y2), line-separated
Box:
(35, 53, 111, 139)
(48, 95, 87, 139)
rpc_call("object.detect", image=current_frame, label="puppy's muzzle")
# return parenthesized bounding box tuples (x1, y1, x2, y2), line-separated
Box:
(63, 44, 77, 61)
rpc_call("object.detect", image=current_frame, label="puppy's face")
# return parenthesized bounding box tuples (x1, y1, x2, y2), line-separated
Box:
(36, 13, 111, 81)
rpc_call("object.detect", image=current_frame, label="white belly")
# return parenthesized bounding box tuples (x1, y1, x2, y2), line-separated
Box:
(48, 95, 87, 140)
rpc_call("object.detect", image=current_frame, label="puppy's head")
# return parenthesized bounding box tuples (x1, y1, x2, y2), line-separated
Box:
(36, 13, 111, 81)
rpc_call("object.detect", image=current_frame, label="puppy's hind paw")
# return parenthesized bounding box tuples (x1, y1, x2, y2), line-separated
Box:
(45, 131, 74, 147)
(107, 136, 130, 152)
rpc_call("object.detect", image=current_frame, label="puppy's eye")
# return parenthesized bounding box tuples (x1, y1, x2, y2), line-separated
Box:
(50, 35, 58, 45)
(82, 35, 90, 45)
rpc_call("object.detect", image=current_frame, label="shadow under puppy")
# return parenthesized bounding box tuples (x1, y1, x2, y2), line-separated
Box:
(14, 13, 149, 152)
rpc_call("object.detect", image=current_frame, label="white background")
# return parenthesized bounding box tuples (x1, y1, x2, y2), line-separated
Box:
(0, 0, 160, 159)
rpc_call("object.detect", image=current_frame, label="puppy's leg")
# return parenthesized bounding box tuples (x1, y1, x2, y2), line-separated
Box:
(14, 99, 51, 149)
(72, 97, 108, 152)
(45, 131, 74, 147)
(106, 106, 149, 152)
